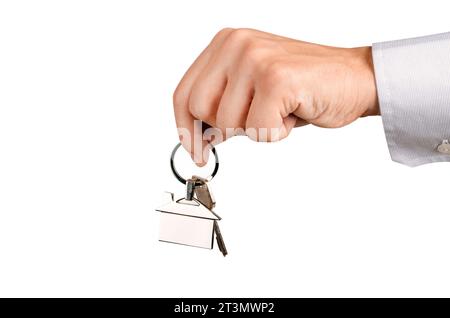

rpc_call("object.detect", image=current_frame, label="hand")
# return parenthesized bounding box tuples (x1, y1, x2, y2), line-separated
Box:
(173, 28, 379, 166)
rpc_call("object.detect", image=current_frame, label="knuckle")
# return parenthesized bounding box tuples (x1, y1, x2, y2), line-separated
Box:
(264, 62, 286, 84)
(239, 41, 263, 70)
(217, 27, 234, 37)
(187, 101, 197, 116)
(188, 99, 207, 120)
(188, 89, 213, 121)
(212, 28, 234, 43)
(258, 61, 287, 90)
(173, 86, 185, 109)
(187, 92, 202, 117)
(225, 28, 252, 46)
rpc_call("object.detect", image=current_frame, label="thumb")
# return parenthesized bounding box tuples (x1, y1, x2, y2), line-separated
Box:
(245, 93, 296, 142)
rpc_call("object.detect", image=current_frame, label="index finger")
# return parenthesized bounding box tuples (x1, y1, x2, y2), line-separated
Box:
(173, 28, 234, 166)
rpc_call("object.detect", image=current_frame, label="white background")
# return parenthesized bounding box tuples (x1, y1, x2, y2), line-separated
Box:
(1, 0, 450, 297)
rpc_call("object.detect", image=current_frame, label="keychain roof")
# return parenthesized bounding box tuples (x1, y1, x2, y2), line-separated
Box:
(156, 197, 221, 220)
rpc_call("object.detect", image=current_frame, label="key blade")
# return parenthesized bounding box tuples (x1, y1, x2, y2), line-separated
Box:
(214, 221, 228, 257)
(186, 179, 196, 201)
(192, 176, 216, 210)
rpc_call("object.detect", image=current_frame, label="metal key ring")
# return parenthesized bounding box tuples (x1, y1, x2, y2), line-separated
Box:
(170, 142, 219, 184)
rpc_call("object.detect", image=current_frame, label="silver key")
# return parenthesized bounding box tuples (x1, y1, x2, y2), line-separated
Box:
(186, 178, 196, 201)
(192, 176, 227, 256)
(214, 220, 228, 256)
(192, 175, 216, 209)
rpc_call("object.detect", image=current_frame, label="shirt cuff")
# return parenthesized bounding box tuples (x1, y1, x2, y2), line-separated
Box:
(372, 32, 450, 167)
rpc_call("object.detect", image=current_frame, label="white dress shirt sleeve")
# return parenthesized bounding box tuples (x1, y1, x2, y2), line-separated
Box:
(372, 32, 450, 167)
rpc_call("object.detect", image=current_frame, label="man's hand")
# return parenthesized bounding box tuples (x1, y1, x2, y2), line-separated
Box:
(173, 28, 379, 166)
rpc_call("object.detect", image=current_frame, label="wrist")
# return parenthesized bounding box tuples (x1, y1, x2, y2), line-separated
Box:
(351, 46, 380, 117)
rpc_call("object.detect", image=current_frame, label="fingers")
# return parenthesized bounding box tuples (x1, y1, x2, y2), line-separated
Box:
(188, 61, 227, 128)
(174, 28, 305, 167)
(173, 47, 213, 164)
(214, 76, 254, 143)
(245, 91, 297, 142)
(294, 117, 309, 128)
(173, 28, 234, 165)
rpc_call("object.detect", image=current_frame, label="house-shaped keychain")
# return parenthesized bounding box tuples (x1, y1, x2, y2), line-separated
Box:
(158, 143, 226, 256)
(156, 193, 227, 255)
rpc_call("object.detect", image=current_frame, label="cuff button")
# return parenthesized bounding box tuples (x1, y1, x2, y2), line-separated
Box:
(437, 140, 450, 154)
